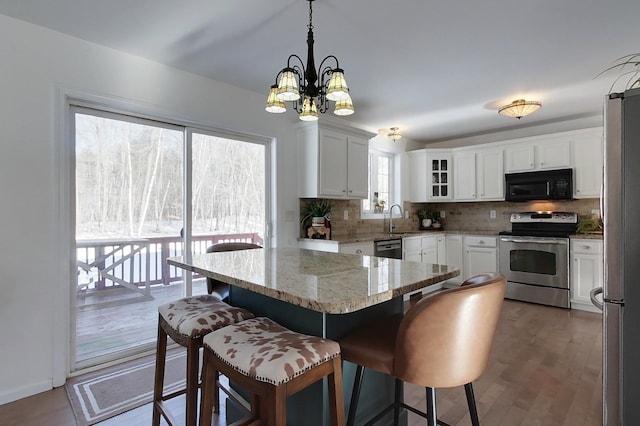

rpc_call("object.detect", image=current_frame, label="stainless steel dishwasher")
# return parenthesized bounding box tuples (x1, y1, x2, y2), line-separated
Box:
(374, 239, 403, 259)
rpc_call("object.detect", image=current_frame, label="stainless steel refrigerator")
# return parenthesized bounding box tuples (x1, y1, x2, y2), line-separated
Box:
(594, 88, 640, 425)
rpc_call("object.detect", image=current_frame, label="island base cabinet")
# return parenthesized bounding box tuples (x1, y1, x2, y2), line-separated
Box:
(226, 287, 408, 425)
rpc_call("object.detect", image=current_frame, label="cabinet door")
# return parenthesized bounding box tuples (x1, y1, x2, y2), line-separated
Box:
(428, 153, 453, 201)
(446, 235, 463, 284)
(422, 247, 438, 264)
(436, 235, 446, 264)
(572, 253, 602, 303)
(408, 151, 428, 202)
(478, 149, 504, 200)
(505, 143, 535, 172)
(573, 136, 603, 198)
(453, 151, 477, 200)
(537, 139, 571, 170)
(464, 247, 498, 280)
(346, 136, 369, 198)
(319, 129, 349, 197)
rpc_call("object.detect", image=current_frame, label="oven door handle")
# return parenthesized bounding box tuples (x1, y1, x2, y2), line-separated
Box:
(500, 237, 567, 245)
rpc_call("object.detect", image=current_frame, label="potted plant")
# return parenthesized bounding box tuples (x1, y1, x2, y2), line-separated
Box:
(417, 210, 440, 229)
(301, 199, 334, 228)
(599, 53, 640, 90)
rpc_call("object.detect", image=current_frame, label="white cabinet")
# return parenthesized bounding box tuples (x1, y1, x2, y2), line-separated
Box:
(463, 236, 498, 281)
(339, 241, 374, 256)
(453, 151, 476, 200)
(478, 149, 504, 200)
(297, 122, 372, 199)
(573, 133, 603, 198)
(504, 138, 571, 173)
(407, 150, 452, 202)
(570, 239, 603, 312)
(403, 234, 446, 264)
(453, 149, 504, 201)
(445, 234, 464, 285)
(298, 239, 374, 255)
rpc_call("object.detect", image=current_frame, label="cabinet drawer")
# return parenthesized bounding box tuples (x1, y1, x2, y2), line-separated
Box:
(339, 242, 374, 256)
(463, 236, 497, 248)
(571, 239, 603, 254)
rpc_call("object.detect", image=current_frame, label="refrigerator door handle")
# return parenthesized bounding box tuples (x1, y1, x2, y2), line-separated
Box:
(590, 287, 604, 311)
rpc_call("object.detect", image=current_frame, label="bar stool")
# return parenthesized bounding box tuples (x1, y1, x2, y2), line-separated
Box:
(152, 295, 255, 426)
(338, 273, 506, 426)
(199, 317, 345, 426)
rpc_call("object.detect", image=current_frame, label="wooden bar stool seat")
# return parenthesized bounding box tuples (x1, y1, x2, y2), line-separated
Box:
(153, 295, 255, 426)
(199, 317, 345, 426)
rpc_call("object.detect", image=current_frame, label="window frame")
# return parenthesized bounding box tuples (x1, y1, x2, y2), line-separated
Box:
(361, 148, 395, 219)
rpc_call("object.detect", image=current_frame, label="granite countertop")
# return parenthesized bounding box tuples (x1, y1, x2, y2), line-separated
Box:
(299, 229, 500, 244)
(570, 233, 604, 240)
(167, 248, 459, 314)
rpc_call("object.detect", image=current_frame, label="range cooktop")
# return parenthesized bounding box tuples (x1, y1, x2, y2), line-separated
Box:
(500, 212, 578, 238)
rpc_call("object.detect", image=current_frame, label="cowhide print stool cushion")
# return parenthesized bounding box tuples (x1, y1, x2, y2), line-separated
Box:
(158, 295, 255, 338)
(203, 317, 341, 386)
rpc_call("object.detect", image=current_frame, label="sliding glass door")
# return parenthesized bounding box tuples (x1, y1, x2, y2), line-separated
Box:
(71, 106, 269, 370)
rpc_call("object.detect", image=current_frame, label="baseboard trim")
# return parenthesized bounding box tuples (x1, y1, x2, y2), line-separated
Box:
(0, 379, 53, 405)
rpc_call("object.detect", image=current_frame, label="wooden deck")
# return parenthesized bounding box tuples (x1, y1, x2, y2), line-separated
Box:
(75, 278, 208, 366)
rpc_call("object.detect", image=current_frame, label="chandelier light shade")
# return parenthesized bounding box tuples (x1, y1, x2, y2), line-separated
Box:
(498, 99, 542, 119)
(265, 0, 354, 121)
(387, 127, 402, 142)
(265, 85, 286, 113)
(299, 97, 319, 121)
(333, 95, 355, 116)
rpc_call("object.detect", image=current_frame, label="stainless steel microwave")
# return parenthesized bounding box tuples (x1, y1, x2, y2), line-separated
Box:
(505, 168, 573, 202)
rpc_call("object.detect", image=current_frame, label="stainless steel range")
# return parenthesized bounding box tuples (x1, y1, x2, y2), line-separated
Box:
(499, 212, 578, 308)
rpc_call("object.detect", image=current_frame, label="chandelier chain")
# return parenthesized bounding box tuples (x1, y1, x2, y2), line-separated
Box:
(308, 0, 313, 30)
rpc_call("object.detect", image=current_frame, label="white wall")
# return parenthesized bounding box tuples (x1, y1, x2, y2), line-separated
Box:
(0, 14, 302, 404)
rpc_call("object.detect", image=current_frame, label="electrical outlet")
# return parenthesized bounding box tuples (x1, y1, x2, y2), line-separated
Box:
(490, 210, 496, 219)
(343, 210, 349, 220)
(404, 210, 409, 219)
(440, 210, 446, 219)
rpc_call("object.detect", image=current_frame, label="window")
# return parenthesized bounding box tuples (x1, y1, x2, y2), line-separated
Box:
(361, 149, 394, 214)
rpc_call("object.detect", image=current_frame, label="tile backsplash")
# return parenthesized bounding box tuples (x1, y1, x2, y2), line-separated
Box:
(300, 198, 600, 238)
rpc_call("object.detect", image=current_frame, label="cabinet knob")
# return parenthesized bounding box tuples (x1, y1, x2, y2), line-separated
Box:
(582, 245, 591, 250)
(541, 162, 544, 166)
(356, 249, 362, 254)
(478, 240, 485, 244)
(342, 189, 346, 193)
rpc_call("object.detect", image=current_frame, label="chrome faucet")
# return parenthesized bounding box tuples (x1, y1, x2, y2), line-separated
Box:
(388, 203, 403, 233)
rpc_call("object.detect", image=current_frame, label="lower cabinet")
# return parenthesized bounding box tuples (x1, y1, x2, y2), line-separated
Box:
(463, 235, 498, 281)
(339, 241, 374, 256)
(570, 239, 603, 312)
(445, 234, 464, 285)
(402, 234, 445, 264)
(298, 239, 374, 255)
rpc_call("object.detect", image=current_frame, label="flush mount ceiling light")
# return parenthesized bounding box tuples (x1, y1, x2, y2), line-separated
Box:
(265, 0, 354, 121)
(387, 127, 402, 142)
(498, 99, 542, 119)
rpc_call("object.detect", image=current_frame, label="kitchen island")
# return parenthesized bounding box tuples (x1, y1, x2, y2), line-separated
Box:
(167, 247, 459, 425)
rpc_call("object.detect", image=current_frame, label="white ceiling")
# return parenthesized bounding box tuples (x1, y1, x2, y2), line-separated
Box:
(1, 0, 639, 142)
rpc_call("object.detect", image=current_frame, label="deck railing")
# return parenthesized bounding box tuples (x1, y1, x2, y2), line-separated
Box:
(76, 233, 263, 291)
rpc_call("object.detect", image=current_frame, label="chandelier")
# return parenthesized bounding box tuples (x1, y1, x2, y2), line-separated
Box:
(498, 99, 542, 119)
(387, 127, 402, 142)
(265, 0, 354, 121)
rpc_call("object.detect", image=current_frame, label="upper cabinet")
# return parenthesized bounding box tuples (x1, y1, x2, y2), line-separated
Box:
(453, 148, 504, 201)
(572, 132, 603, 198)
(408, 150, 452, 202)
(406, 127, 602, 203)
(504, 137, 571, 173)
(297, 122, 373, 199)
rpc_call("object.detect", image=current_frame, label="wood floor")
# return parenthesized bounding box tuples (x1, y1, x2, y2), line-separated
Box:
(0, 300, 602, 426)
